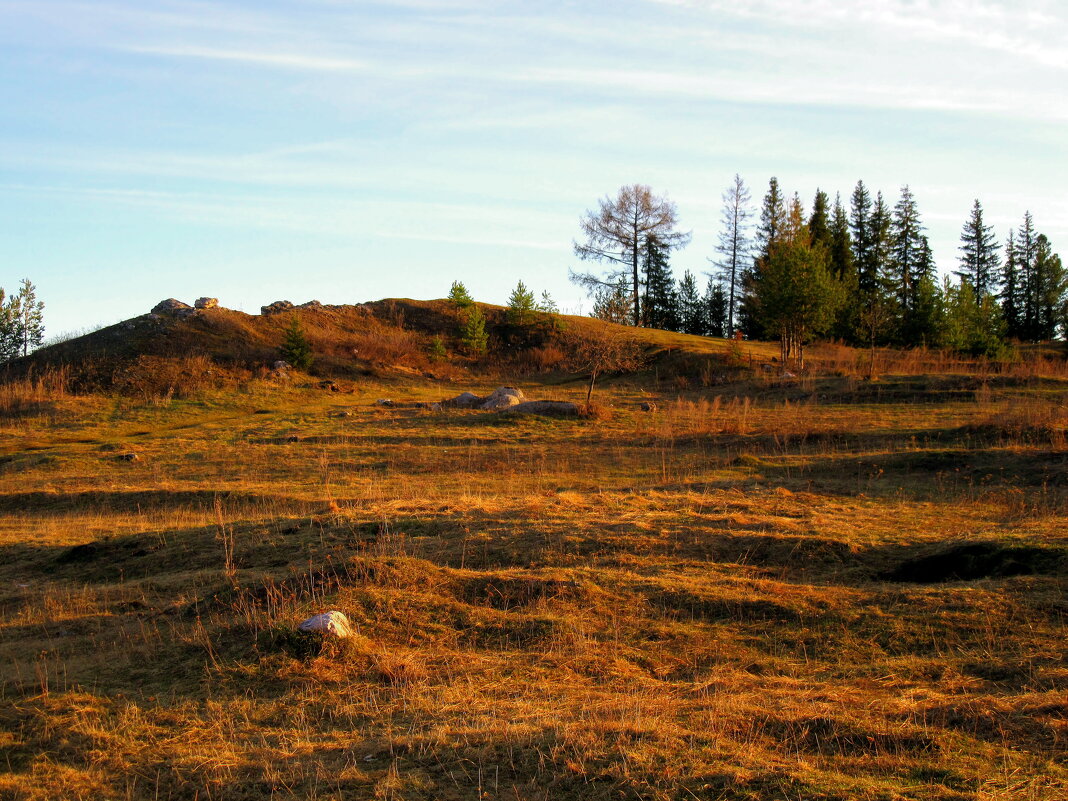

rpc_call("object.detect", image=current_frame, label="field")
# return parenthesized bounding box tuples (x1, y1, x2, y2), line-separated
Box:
(1, 351, 1067, 799)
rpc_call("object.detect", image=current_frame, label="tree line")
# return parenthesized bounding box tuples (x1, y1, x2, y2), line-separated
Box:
(0, 279, 45, 362)
(571, 180, 1064, 366)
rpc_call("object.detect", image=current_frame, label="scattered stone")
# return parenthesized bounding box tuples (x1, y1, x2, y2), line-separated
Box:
(639, 401, 658, 412)
(116, 452, 141, 462)
(415, 402, 442, 411)
(273, 360, 290, 371)
(444, 391, 482, 409)
(284, 435, 301, 443)
(480, 386, 525, 410)
(298, 611, 354, 638)
(505, 400, 580, 417)
(329, 410, 352, 418)
(151, 298, 192, 315)
(375, 399, 395, 407)
(319, 380, 339, 392)
(194, 297, 219, 310)
(261, 300, 295, 315)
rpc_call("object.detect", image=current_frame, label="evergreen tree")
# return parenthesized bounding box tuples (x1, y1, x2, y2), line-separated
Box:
(448, 281, 474, 308)
(12, 279, 44, 359)
(956, 199, 999, 299)
(704, 277, 728, 338)
(459, 305, 489, 354)
(829, 194, 859, 342)
(1033, 234, 1066, 340)
(642, 234, 679, 331)
(0, 288, 18, 363)
(713, 173, 753, 335)
(1017, 212, 1038, 340)
(849, 181, 875, 293)
(808, 189, 832, 252)
(942, 278, 1006, 357)
(591, 277, 633, 324)
(755, 177, 786, 260)
(507, 280, 536, 325)
(889, 185, 927, 325)
(279, 317, 313, 369)
(1001, 230, 1022, 339)
(677, 270, 704, 335)
(536, 291, 559, 314)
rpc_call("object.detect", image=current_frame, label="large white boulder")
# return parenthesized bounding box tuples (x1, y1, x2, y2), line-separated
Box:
(298, 611, 354, 638)
(480, 386, 525, 410)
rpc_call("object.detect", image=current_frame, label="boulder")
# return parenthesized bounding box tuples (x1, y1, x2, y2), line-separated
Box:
(297, 611, 354, 638)
(505, 401, 580, 417)
(639, 401, 658, 412)
(261, 300, 295, 315)
(194, 297, 219, 310)
(375, 398, 395, 407)
(445, 391, 482, 409)
(151, 298, 192, 315)
(479, 386, 525, 410)
(273, 360, 290, 371)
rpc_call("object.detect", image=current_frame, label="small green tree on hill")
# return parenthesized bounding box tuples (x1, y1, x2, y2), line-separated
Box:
(459, 305, 488, 355)
(279, 317, 314, 369)
(448, 281, 474, 308)
(507, 280, 537, 325)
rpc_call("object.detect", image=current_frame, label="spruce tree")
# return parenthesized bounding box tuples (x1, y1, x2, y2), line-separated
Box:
(829, 195, 859, 342)
(755, 177, 786, 260)
(849, 181, 874, 293)
(956, 199, 999, 299)
(642, 234, 679, 331)
(1017, 212, 1038, 340)
(677, 271, 704, 335)
(1033, 234, 1066, 340)
(0, 288, 19, 362)
(279, 317, 313, 369)
(808, 189, 832, 252)
(1001, 230, 1021, 339)
(890, 187, 928, 342)
(704, 277, 728, 338)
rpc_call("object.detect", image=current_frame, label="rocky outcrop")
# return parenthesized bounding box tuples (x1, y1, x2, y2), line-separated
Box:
(444, 391, 482, 409)
(194, 297, 219, 309)
(151, 298, 193, 316)
(479, 386, 525, 410)
(261, 300, 295, 315)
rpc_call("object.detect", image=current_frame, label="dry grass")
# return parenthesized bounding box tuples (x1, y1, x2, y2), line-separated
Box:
(0, 356, 1066, 800)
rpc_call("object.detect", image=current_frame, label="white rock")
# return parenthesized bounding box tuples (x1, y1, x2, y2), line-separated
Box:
(479, 386, 525, 410)
(298, 611, 354, 638)
(445, 391, 482, 408)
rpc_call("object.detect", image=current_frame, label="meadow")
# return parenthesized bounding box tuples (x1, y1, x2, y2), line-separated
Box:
(0, 343, 1066, 800)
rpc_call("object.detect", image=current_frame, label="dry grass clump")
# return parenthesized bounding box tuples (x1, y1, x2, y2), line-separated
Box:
(0, 369, 1066, 799)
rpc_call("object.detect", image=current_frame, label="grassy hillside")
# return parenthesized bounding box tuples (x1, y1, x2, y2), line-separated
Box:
(1, 340, 1067, 799)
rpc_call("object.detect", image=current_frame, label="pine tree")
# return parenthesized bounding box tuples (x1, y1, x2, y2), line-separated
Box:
(13, 279, 44, 358)
(459, 305, 489, 354)
(536, 291, 559, 314)
(642, 234, 679, 331)
(279, 317, 313, 369)
(713, 174, 753, 335)
(755, 177, 787, 260)
(0, 288, 19, 362)
(677, 271, 703, 335)
(448, 281, 474, 308)
(507, 280, 537, 325)
(956, 199, 999, 299)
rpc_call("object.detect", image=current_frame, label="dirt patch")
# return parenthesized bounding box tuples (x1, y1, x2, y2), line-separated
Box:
(885, 543, 1065, 583)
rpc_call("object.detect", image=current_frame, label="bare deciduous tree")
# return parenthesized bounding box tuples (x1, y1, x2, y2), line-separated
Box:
(571, 184, 690, 327)
(563, 323, 647, 406)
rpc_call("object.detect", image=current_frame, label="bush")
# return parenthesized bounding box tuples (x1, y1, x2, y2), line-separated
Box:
(279, 318, 314, 369)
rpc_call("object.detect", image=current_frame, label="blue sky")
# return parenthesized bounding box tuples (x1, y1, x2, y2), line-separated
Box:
(1, 0, 1065, 335)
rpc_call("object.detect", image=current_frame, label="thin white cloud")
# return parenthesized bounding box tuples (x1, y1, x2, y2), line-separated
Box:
(123, 44, 369, 72)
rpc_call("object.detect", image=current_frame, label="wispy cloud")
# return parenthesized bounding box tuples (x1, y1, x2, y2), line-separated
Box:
(123, 44, 370, 72)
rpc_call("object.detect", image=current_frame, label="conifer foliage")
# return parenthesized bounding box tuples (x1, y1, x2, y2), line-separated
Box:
(0, 279, 45, 361)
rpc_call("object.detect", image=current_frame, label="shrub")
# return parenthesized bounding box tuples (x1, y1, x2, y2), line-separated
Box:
(279, 318, 314, 369)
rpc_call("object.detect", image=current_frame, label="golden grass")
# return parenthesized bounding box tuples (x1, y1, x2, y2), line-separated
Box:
(0, 367, 1066, 800)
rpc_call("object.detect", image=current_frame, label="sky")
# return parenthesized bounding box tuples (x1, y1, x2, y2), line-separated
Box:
(1, 0, 1066, 336)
